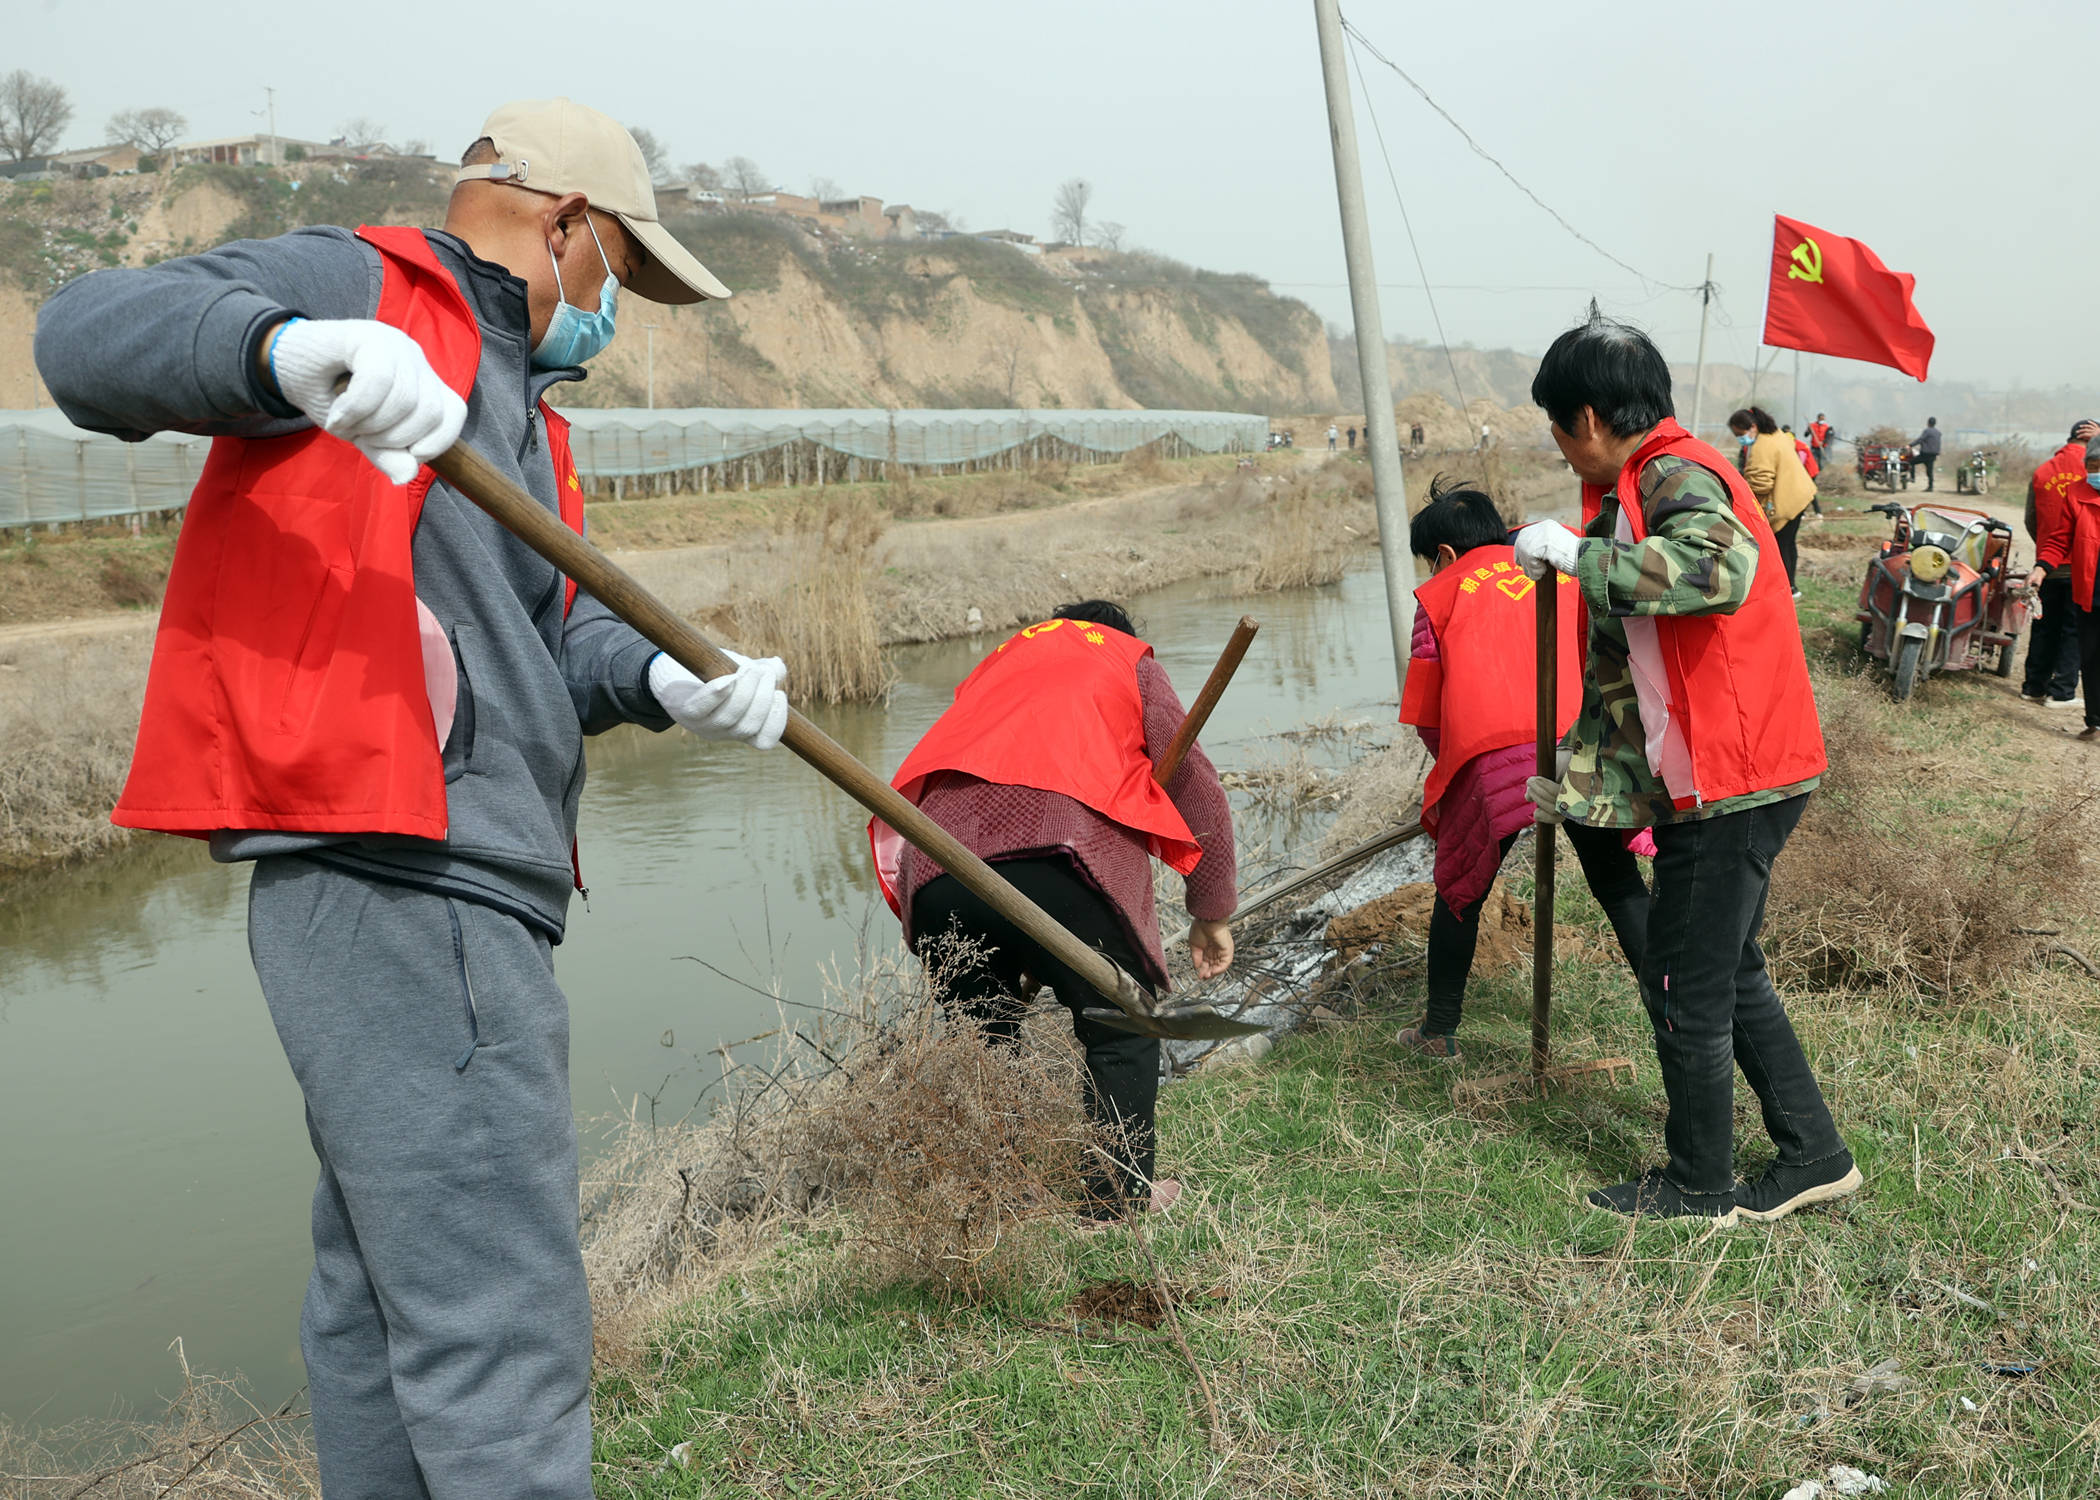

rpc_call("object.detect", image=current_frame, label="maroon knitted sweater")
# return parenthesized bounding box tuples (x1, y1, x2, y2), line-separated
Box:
(896, 654, 1238, 990)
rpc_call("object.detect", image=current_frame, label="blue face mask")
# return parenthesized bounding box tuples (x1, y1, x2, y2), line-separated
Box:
(531, 216, 619, 369)
(2088, 471, 2100, 491)
(1737, 431, 1756, 446)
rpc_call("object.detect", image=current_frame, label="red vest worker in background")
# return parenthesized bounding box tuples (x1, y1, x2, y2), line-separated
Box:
(35, 98, 791, 1500)
(874, 601, 1237, 1223)
(1514, 314, 1855, 1228)
(2028, 429, 2100, 736)
(1393, 482, 1651, 1061)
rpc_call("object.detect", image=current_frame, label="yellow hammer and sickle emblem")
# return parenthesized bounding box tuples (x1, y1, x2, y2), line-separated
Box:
(1787, 238, 1823, 285)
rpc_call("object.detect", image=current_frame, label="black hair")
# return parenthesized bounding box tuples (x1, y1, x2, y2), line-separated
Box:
(1529, 311, 1675, 438)
(1408, 476, 1508, 561)
(460, 137, 498, 167)
(1728, 406, 1780, 435)
(1926, 417, 1937, 426)
(1054, 599, 1138, 637)
(2071, 420, 2098, 442)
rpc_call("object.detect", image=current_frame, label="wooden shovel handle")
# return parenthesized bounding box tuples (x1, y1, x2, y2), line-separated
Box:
(1155, 616, 1259, 786)
(1532, 571, 1557, 1083)
(428, 443, 1154, 1022)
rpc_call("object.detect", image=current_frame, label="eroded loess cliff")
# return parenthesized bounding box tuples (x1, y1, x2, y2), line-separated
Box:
(1, 166, 1334, 415)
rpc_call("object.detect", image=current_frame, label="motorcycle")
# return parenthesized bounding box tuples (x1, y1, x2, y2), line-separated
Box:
(1855, 440, 1913, 492)
(1954, 448, 1995, 495)
(1854, 501, 2030, 702)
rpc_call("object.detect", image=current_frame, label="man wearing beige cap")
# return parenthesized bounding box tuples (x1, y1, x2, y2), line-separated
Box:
(37, 99, 775, 1498)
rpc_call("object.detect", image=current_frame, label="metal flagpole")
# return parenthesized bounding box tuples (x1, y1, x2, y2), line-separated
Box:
(1689, 253, 1713, 438)
(1792, 350, 1802, 432)
(1312, 0, 1414, 699)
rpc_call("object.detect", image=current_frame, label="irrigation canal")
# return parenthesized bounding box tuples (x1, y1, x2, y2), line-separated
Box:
(1, 565, 1405, 1425)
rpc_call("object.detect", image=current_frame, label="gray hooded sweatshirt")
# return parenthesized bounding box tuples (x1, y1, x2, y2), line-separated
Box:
(35, 225, 674, 940)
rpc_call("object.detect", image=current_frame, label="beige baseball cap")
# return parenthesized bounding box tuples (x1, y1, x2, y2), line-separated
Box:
(455, 97, 730, 304)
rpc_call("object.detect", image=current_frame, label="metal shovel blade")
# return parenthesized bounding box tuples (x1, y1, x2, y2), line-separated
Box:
(1081, 1006, 1268, 1041)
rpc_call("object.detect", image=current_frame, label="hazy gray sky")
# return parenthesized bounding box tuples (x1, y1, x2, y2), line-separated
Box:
(16, 0, 2095, 388)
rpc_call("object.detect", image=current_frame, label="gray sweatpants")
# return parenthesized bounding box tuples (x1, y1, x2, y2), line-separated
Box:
(249, 857, 591, 1499)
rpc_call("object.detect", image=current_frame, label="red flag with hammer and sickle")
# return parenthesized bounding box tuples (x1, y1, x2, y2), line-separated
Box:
(1761, 214, 1934, 381)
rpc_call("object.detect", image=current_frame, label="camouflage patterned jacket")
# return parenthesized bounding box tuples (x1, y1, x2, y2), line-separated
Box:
(1557, 454, 1821, 829)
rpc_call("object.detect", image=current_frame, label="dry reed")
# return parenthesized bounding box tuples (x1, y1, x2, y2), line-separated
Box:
(0, 1361, 317, 1499)
(729, 497, 894, 704)
(0, 628, 149, 873)
(1247, 470, 1350, 592)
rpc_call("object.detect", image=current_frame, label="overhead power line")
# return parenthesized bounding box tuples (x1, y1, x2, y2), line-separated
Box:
(1346, 32, 1469, 416)
(1340, 15, 1698, 296)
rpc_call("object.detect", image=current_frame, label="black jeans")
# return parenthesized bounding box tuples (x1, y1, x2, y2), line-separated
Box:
(1916, 453, 1936, 490)
(1642, 794, 1846, 1197)
(1423, 823, 1652, 1036)
(2080, 605, 2100, 730)
(2022, 576, 2082, 701)
(1773, 515, 1802, 589)
(911, 857, 1159, 1214)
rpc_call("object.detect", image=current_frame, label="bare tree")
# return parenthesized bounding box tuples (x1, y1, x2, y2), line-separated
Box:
(808, 175, 844, 203)
(627, 126, 673, 184)
(683, 160, 723, 191)
(335, 117, 390, 152)
(400, 137, 430, 158)
(106, 105, 187, 154)
(1093, 221, 1127, 252)
(0, 70, 73, 161)
(1050, 177, 1092, 246)
(723, 155, 770, 198)
(914, 208, 961, 235)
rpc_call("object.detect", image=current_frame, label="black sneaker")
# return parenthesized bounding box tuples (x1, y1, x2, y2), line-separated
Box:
(1734, 1153, 1862, 1222)
(1585, 1169, 1738, 1225)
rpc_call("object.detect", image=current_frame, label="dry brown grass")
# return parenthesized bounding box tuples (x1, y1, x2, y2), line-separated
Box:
(0, 626, 148, 873)
(1246, 462, 1362, 593)
(1765, 672, 2100, 996)
(582, 945, 1111, 1366)
(0, 1363, 317, 1499)
(728, 497, 895, 704)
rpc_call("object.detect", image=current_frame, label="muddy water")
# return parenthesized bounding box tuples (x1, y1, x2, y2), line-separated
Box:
(0, 565, 1405, 1424)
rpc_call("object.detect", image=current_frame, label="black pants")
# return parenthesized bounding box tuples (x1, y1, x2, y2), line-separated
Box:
(1642, 794, 1846, 1196)
(1422, 822, 1652, 1036)
(1916, 453, 1936, 490)
(2022, 576, 2083, 701)
(2080, 605, 2100, 730)
(1774, 515, 1802, 589)
(911, 858, 1159, 1214)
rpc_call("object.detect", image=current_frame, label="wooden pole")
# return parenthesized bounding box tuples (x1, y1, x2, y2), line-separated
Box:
(1531, 573, 1557, 1085)
(426, 443, 1161, 1024)
(1154, 616, 1259, 786)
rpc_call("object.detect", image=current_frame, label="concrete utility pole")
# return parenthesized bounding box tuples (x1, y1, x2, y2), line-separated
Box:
(644, 323, 659, 410)
(265, 87, 278, 166)
(1312, 0, 1414, 699)
(1689, 252, 1714, 437)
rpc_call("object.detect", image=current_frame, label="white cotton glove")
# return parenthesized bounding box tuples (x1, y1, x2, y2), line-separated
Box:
(649, 651, 790, 750)
(1512, 520, 1583, 580)
(1526, 750, 1574, 825)
(268, 317, 468, 485)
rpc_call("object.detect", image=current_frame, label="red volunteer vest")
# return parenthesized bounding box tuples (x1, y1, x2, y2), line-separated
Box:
(2032, 442, 2100, 607)
(1586, 418, 1826, 811)
(114, 225, 587, 840)
(1809, 421, 1831, 448)
(1398, 546, 1580, 833)
(868, 619, 1202, 915)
